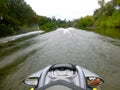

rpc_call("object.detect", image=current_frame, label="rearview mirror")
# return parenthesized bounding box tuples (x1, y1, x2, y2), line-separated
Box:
(86, 76, 104, 87)
(23, 77, 39, 86)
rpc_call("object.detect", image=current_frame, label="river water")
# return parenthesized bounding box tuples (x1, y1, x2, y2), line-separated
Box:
(0, 28, 120, 90)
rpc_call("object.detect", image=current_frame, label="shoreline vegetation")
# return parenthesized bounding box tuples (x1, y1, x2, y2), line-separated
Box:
(0, 0, 120, 38)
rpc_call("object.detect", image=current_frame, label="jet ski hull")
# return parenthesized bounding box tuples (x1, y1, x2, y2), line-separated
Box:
(23, 63, 104, 90)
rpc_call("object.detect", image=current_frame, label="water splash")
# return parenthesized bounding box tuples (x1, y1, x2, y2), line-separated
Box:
(63, 29, 70, 34)
(56, 28, 74, 34)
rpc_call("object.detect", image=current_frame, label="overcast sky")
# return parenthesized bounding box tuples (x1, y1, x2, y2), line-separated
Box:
(25, 0, 111, 20)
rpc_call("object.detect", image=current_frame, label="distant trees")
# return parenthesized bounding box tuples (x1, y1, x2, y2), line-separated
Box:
(37, 16, 71, 32)
(1, 0, 119, 37)
(72, 0, 120, 29)
(0, 0, 71, 37)
(37, 16, 57, 32)
(72, 16, 94, 28)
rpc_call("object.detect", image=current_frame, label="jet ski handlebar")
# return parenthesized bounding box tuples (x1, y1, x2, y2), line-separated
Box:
(49, 63, 76, 71)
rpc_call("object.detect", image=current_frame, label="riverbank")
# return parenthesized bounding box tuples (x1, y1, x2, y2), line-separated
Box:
(0, 30, 44, 44)
(87, 27, 120, 39)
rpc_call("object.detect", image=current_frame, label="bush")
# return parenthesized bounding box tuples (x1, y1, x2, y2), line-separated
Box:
(0, 24, 16, 37)
(74, 16, 94, 28)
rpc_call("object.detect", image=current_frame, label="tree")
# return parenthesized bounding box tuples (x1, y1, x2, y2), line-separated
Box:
(112, 0, 120, 6)
(72, 16, 94, 28)
(104, 1, 115, 16)
(98, 0, 105, 7)
(0, 0, 38, 37)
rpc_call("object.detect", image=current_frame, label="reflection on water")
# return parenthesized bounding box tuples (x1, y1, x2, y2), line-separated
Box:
(89, 28, 120, 39)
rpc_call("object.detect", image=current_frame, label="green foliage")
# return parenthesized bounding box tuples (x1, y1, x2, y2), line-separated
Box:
(112, 0, 120, 6)
(73, 0, 120, 29)
(0, 0, 71, 37)
(39, 22, 57, 32)
(1, 0, 119, 37)
(37, 16, 71, 32)
(0, 24, 16, 37)
(91, 28, 120, 39)
(108, 10, 120, 28)
(93, 1, 120, 28)
(104, 1, 115, 16)
(72, 16, 94, 28)
(0, 0, 38, 37)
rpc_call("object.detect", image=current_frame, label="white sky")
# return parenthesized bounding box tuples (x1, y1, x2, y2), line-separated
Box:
(25, 0, 111, 20)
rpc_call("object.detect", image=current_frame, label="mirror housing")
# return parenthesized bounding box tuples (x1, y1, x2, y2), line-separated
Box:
(86, 76, 104, 87)
(23, 77, 39, 86)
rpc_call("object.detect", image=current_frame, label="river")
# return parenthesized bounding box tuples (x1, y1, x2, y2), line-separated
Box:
(0, 28, 120, 90)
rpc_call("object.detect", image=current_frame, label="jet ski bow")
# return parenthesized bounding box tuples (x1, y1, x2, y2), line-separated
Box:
(23, 63, 104, 90)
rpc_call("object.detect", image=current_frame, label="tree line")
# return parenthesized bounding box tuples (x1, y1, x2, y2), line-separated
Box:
(0, 0, 120, 37)
(72, 0, 120, 29)
(37, 16, 71, 32)
(0, 0, 71, 37)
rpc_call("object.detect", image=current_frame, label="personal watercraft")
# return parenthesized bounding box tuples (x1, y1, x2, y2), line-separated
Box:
(23, 63, 104, 90)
